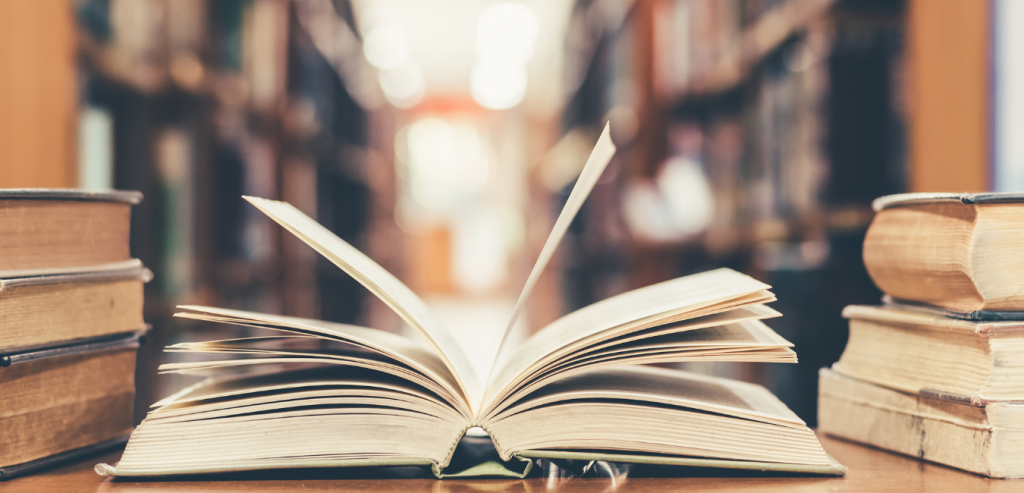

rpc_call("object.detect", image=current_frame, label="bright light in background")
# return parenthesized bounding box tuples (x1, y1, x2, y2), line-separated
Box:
(362, 25, 408, 70)
(476, 2, 539, 65)
(395, 115, 516, 296)
(353, 1, 425, 109)
(379, 60, 426, 108)
(470, 2, 538, 109)
(470, 63, 528, 110)
(453, 208, 508, 292)
(399, 116, 493, 211)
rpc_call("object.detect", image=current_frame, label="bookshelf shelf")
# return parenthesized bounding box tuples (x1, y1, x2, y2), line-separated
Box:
(553, 0, 907, 426)
(658, 0, 836, 105)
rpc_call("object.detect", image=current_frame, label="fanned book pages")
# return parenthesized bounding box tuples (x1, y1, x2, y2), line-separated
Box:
(96, 125, 844, 479)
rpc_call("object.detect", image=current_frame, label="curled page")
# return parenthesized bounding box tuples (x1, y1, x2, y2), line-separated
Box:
(489, 123, 617, 384)
(243, 196, 483, 415)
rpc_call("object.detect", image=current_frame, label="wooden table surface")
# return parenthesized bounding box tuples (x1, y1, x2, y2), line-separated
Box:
(2, 432, 1018, 492)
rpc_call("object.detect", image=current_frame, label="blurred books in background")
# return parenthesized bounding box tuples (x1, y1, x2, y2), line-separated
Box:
(0, 190, 148, 480)
(819, 192, 1024, 479)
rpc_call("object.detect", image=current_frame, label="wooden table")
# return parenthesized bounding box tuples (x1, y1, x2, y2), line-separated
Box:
(2, 433, 1018, 492)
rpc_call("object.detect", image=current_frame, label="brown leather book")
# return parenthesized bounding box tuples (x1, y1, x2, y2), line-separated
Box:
(0, 266, 151, 352)
(0, 333, 142, 479)
(0, 189, 141, 276)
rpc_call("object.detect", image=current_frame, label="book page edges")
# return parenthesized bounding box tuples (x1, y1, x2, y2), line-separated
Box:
(94, 450, 844, 479)
(842, 304, 1024, 333)
(0, 265, 151, 291)
(516, 450, 846, 476)
(483, 269, 771, 409)
(95, 458, 437, 478)
(491, 123, 616, 376)
(242, 196, 482, 414)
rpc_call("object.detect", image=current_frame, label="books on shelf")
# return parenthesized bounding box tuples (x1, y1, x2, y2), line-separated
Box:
(0, 189, 147, 480)
(821, 191, 1024, 478)
(97, 126, 845, 479)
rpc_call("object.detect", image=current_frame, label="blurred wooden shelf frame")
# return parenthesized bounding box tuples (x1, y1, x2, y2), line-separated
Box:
(0, 1, 77, 188)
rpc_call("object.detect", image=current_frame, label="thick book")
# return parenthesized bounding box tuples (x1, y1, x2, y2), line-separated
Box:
(818, 368, 1024, 478)
(96, 126, 844, 478)
(834, 305, 1024, 404)
(865, 192, 1024, 312)
(0, 265, 151, 352)
(0, 332, 142, 480)
(0, 189, 141, 277)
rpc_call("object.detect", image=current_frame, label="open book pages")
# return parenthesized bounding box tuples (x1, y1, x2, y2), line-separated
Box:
(166, 269, 790, 423)
(104, 366, 835, 477)
(97, 125, 839, 477)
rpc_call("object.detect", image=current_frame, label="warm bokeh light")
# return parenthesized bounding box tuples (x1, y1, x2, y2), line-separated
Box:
(470, 2, 538, 110)
(475, 2, 539, 65)
(378, 60, 425, 108)
(400, 116, 492, 210)
(362, 25, 409, 70)
(470, 62, 528, 110)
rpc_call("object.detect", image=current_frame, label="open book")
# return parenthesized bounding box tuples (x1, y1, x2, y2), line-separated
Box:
(97, 125, 843, 478)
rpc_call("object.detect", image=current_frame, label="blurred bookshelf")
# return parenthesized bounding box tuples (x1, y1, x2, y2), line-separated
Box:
(73, 0, 400, 421)
(552, 0, 912, 426)
(1, 0, 999, 429)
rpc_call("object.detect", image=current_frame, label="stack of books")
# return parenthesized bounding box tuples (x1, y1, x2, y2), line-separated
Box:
(0, 190, 149, 480)
(819, 192, 1024, 479)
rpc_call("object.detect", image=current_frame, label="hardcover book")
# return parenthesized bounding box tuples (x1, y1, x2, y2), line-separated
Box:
(0, 189, 141, 277)
(819, 368, 1024, 478)
(0, 265, 150, 352)
(97, 126, 844, 478)
(865, 192, 1024, 312)
(834, 305, 1024, 403)
(0, 332, 142, 480)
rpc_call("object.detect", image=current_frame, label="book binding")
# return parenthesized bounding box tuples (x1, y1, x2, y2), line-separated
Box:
(872, 191, 1024, 211)
(0, 189, 143, 204)
(882, 295, 1024, 322)
(0, 435, 130, 481)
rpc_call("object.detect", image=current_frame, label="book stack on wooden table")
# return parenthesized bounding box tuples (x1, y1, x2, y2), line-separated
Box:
(819, 192, 1024, 479)
(0, 190, 150, 480)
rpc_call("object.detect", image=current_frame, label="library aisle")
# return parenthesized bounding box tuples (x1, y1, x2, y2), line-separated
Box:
(2, 0, 1023, 485)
